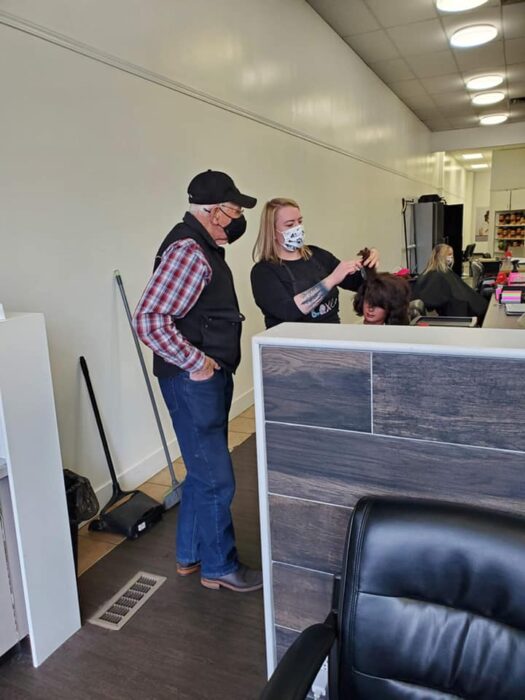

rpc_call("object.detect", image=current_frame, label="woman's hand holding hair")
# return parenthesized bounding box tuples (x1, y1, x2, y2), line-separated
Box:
(360, 247, 380, 269)
(293, 251, 379, 317)
(327, 260, 362, 288)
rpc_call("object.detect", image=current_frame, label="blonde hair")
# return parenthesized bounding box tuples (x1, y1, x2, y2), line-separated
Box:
(423, 243, 453, 274)
(252, 197, 312, 263)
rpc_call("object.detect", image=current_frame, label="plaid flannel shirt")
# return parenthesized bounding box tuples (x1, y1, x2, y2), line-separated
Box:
(133, 238, 212, 372)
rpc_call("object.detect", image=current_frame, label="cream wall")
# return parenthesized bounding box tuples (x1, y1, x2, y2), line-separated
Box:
(0, 1, 470, 499)
(490, 148, 525, 192)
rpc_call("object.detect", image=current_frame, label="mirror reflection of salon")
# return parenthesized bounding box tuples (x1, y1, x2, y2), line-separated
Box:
(354, 273, 410, 326)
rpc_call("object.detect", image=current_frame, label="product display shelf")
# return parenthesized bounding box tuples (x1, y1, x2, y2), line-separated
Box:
(494, 209, 525, 257)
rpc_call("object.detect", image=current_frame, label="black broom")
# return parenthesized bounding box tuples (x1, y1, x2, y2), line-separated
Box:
(80, 356, 164, 539)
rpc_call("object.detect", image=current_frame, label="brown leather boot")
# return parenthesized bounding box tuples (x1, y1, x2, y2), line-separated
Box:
(201, 564, 263, 592)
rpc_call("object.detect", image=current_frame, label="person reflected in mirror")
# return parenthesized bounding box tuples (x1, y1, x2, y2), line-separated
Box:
(353, 272, 410, 325)
(250, 198, 379, 328)
(412, 244, 488, 321)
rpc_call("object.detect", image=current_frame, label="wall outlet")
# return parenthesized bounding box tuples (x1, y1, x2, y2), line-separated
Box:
(312, 657, 328, 699)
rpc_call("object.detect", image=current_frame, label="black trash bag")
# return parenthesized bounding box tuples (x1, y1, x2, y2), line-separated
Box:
(63, 469, 99, 522)
(418, 194, 447, 204)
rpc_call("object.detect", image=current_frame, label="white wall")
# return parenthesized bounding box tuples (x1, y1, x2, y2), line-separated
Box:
(0, 1, 470, 499)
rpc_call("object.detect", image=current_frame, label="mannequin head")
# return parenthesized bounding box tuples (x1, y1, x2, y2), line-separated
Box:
(353, 273, 410, 325)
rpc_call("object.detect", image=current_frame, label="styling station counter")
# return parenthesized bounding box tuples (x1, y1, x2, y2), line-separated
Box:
(0, 313, 80, 666)
(482, 294, 525, 330)
(252, 323, 525, 678)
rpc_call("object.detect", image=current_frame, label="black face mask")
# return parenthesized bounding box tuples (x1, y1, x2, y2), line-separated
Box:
(224, 215, 247, 244)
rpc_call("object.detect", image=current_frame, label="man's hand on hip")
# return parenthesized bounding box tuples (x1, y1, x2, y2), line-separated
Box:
(189, 356, 220, 381)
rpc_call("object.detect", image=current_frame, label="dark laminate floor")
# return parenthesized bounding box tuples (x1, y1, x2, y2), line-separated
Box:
(0, 436, 265, 700)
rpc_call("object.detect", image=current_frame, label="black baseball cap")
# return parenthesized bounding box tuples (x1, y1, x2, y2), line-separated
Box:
(188, 170, 257, 209)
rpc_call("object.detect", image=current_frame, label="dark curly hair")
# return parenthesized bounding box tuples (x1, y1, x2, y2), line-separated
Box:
(353, 272, 410, 325)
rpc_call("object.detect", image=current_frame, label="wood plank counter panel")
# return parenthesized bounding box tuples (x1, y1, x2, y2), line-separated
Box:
(261, 347, 371, 432)
(269, 495, 351, 573)
(275, 626, 300, 662)
(373, 353, 525, 452)
(273, 562, 333, 631)
(266, 422, 525, 514)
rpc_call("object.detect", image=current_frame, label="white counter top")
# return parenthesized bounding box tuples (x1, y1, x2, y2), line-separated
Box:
(3, 312, 41, 323)
(252, 323, 525, 359)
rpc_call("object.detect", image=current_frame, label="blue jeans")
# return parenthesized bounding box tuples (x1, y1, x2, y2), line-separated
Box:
(159, 369, 239, 578)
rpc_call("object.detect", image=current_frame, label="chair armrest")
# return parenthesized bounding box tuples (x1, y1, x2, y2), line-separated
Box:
(259, 614, 336, 700)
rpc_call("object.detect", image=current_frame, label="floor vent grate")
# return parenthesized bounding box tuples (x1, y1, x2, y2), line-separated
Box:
(89, 571, 166, 631)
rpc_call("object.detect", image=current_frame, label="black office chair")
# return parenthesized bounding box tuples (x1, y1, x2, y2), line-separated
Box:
(260, 498, 525, 700)
(407, 298, 426, 322)
(462, 243, 476, 262)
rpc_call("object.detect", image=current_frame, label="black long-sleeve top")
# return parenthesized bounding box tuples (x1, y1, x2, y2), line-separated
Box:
(250, 245, 362, 329)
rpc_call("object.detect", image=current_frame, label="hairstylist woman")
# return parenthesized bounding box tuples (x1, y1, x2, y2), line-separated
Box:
(250, 198, 379, 328)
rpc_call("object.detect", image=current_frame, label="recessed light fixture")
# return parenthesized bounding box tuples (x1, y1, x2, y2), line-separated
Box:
(466, 75, 504, 91)
(480, 114, 508, 125)
(470, 163, 489, 169)
(450, 25, 498, 48)
(472, 91, 505, 106)
(462, 153, 483, 160)
(436, 0, 488, 12)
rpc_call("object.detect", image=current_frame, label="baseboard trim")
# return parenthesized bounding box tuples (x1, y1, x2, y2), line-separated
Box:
(92, 387, 254, 505)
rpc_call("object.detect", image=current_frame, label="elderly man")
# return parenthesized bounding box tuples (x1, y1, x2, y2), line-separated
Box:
(133, 170, 262, 592)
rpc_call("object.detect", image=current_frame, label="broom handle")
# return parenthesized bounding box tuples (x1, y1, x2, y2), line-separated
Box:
(114, 270, 179, 485)
(79, 356, 121, 496)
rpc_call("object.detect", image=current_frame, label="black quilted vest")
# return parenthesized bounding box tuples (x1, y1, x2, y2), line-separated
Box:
(152, 212, 244, 377)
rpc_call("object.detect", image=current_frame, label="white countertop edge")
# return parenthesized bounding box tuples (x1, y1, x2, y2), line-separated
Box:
(252, 324, 525, 360)
(1, 312, 44, 324)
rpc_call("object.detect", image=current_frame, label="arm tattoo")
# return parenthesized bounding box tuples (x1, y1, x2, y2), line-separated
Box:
(297, 281, 329, 312)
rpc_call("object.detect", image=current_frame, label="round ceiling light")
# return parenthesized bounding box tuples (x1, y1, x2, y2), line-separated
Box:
(480, 114, 508, 126)
(466, 75, 503, 91)
(472, 91, 505, 106)
(436, 0, 489, 12)
(450, 24, 498, 48)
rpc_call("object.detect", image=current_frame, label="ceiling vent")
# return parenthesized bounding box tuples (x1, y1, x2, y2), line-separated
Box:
(510, 97, 525, 104)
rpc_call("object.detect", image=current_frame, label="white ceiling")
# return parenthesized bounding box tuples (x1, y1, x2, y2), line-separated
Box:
(449, 147, 493, 168)
(306, 0, 525, 131)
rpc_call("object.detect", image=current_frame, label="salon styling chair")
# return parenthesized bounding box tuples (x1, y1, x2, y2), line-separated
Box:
(260, 497, 525, 700)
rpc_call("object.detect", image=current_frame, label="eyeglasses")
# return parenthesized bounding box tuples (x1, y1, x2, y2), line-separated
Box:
(203, 203, 244, 220)
(219, 203, 243, 219)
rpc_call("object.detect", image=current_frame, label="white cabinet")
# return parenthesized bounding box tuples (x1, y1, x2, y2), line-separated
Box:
(0, 462, 29, 657)
(0, 507, 19, 656)
(0, 313, 80, 667)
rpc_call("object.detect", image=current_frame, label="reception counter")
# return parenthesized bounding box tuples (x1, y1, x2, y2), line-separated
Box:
(252, 323, 525, 678)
